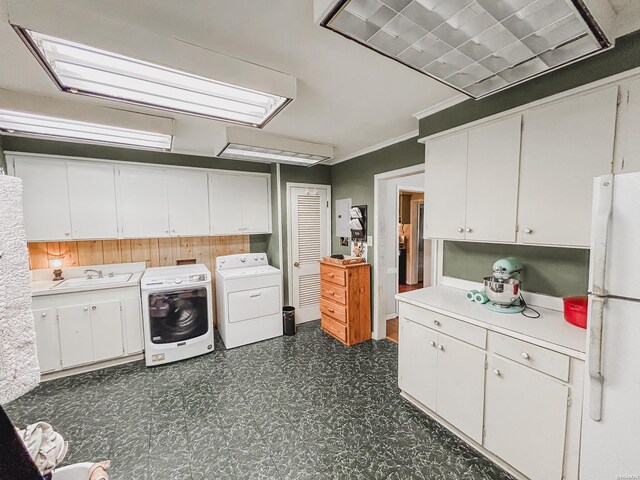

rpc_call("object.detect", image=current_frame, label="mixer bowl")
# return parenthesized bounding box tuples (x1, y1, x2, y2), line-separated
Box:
(483, 277, 520, 305)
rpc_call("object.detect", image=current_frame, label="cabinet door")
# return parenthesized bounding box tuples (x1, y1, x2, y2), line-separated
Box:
(466, 116, 521, 242)
(33, 308, 60, 373)
(425, 132, 467, 240)
(167, 170, 210, 236)
(436, 334, 486, 443)
(209, 173, 244, 235)
(118, 165, 170, 238)
(518, 87, 617, 246)
(67, 162, 118, 239)
(58, 304, 94, 368)
(123, 297, 143, 354)
(90, 300, 124, 362)
(240, 175, 271, 234)
(484, 355, 569, 480)
(619, 79, 640, 174)
(398, 318, 438, 411)
(13, 157, 72, 241)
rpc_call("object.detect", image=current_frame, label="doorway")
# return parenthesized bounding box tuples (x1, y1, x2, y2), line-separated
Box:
(372, 164, 432, 341)
(286, 183, 331, 324)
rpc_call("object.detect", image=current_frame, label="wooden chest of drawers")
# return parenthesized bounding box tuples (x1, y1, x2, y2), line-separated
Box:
(319, 260, 371, 346)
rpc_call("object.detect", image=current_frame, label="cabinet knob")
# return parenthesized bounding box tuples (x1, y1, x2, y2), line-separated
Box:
(164, 229, 169, 233)
(92, 305, 97, 310)
(493, 369, 501, 376)
(294, 262, 300, 267)
(65, 231, 70, 236)
(429, 341, 436, 347)
(524, 228, 533, 234)
(41, 312, 47, 318)
(84, 306, 89, 311)
(171, 229, 176, 233)
(457, 227, 464, 233)
(433, 320, 440, 327)
(521, 352, 530, 360)
(437, 344, 444, 351)
(329, 291, 334, 295)
(465, 227, 472, 233)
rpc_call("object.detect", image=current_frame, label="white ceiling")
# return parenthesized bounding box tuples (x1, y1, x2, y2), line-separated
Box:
(0, 0, 458, 163)
(1, 1, 639, 165)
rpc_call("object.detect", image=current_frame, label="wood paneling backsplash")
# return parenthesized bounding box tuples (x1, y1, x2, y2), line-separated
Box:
(27, 236, 250, 272)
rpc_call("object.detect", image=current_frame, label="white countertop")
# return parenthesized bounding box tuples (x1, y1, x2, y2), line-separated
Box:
(396, 286, 587, 359)
(31, 262, 145, 297)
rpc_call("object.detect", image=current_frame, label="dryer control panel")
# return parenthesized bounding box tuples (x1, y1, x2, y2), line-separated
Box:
(217, 253, 268, 270)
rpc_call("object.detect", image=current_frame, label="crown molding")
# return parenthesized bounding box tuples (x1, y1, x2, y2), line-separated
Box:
(412, 94, 469, 120)
(327, 129, 418, 165)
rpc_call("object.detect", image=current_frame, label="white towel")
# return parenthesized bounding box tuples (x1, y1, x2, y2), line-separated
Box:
(16, 421, 68, 475)
(0, 175, 40, 404)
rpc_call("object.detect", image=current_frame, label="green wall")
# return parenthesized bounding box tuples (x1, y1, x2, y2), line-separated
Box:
(419, 29, 640, 138)
(443, 242, 589, 298)
(0, 137, 7, 173)
(330, 136, 424, 256)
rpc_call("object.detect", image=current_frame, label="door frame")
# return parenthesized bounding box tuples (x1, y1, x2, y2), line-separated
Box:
(395, 185, 424, 313)
(408, 197, 425, 285)
(286, 182, 332, 320)
(372, 164, 425, 340)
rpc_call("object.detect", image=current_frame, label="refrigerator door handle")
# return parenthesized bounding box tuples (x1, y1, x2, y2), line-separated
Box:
(588, 295, 606, 421)
(589, 175, 613, 296)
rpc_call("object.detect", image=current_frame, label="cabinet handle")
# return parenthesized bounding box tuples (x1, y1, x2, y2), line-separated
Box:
(457, 227, 464, 233)
(521, 352, 530, 360)
(465, 227, 472, 233)
(437, 344, 444, 351)
(164, 229, 169, 233)
(329, 291, 334, 295)
(84, 306, 89, 311)
(429, 341, 436, 347)
(328, 308, 334, 313)
(92, 305, 97, 310)
(171, 229, 176, 233)
(524, 228, 533, 234)
(65, 231, 70, 236)
(41, 312, 47, 318)
(433, 320, 440, 327)
(493, 369, 501, 376)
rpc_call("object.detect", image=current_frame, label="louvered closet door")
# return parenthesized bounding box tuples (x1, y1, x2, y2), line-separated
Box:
(289, 185, 330, 323)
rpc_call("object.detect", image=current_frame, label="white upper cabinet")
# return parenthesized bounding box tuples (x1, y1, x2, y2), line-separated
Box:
(425, 131, 468, 240)
(240, 175, 271, 234)
(14, 157, 72, 241)
(167, 170, 210, 236)
(466, 116, 521, 243)
(209, 172, 271, 235)
(615, 78, 640, 174)
(425, 116, 521, 243)
(518, 87, 618, 247)
(67, 162, 118, 239)
(118, 165, 170, 238)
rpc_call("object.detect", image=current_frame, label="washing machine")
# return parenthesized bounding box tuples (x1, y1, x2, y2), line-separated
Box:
(216, 253, 282, 349)
(141, 264, 214, 366)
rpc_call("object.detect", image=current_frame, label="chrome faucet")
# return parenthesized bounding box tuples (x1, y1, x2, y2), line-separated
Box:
(84, 269, 103, 279)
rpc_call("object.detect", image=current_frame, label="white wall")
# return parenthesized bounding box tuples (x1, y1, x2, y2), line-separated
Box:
(380, 173, 424, 319)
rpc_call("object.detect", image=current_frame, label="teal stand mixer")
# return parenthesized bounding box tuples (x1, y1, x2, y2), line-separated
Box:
(483, 257, 525, 314)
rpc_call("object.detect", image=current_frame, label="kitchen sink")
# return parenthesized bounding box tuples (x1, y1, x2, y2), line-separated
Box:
(53, 273, 132, 288)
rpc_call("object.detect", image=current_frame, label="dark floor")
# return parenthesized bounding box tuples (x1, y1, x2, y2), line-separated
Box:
(399, 282, 424, 293)
(5, 321, 513, 480)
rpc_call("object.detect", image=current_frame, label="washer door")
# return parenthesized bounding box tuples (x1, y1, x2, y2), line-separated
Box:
(228, 286, 280, 323)
(148, 288, 209, 344)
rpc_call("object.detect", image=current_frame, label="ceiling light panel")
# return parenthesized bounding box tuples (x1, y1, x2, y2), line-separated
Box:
(15, 29, 291, 127)
(220, 144, 330, 166)
(0, 109, 172, 149)
(322, 0, 610, 98)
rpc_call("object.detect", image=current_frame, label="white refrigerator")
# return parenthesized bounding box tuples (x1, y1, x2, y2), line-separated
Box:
(581, 172, 640, 480)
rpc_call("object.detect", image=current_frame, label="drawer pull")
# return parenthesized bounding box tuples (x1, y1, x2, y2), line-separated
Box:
(521, 352, 531, 360)
(329, 291, 335, 295)
(328, 308, 334, 313)
(41, 312, 47, 318)
(249, 291, 262, 298)
(329, 273, 335, 277)
(434, 320, 441, 327)
(429, 341, 436, 347)
(437, 344, 444, 351)
(493, 369, 501, 376)
(84, 306, 89, 311)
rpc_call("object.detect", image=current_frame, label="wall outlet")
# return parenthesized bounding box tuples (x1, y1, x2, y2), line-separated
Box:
(367, 235, 373, 246)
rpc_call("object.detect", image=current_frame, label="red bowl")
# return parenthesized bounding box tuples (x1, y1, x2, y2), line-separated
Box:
(563, 296, 588, 329)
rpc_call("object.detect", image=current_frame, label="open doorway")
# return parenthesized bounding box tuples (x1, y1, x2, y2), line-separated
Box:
(387, 188, 425, 343)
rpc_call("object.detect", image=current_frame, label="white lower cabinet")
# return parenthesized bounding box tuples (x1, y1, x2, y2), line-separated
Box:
(31, 286, 142, 375)
(484, 355, 569, 480)
(33, 307, 60, 373)
(398, 301, 583, 480)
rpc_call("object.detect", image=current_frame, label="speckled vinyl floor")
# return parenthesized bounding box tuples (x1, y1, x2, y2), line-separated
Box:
(5, 321, 514, 480)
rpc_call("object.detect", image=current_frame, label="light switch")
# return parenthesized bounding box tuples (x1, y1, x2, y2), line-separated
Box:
(367, 235, 373, 246)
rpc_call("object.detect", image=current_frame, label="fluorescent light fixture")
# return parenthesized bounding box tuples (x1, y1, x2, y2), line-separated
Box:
(216, 127, 333, 166)
(0, 109, 173, 150)
(319, 0, 611, 98)
(14, 28, 291, 127)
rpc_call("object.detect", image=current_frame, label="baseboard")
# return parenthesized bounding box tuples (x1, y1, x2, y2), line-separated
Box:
(41, 353, 144, 381)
